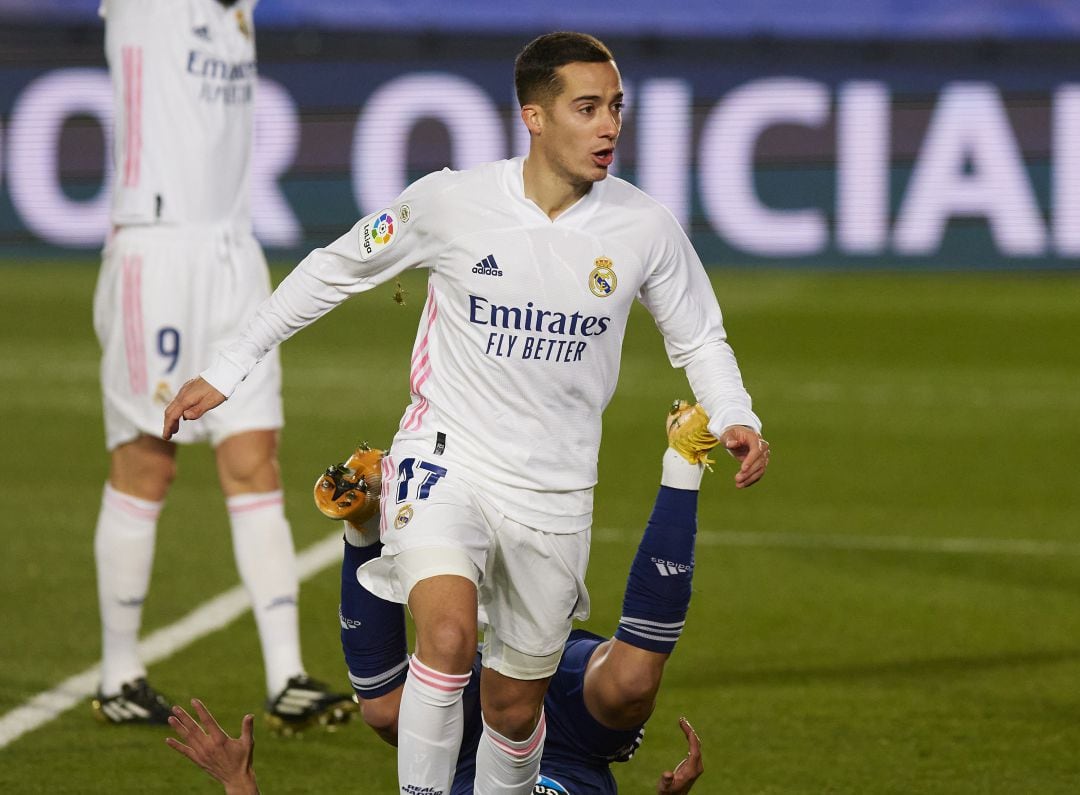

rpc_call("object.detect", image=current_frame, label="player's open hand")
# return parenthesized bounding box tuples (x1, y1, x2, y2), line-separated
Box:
(657, 716, 703, 793)
(166, 699, 258, 795)
(162, 377, 226, 440)
(719, 426, 770, 488)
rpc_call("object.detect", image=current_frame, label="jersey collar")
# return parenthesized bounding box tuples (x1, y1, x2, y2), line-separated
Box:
(504, 157, 604, 227)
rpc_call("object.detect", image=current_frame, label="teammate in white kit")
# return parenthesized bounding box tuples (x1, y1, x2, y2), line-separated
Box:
(92, 0, 352, 731)
(165, 32, 769, 794)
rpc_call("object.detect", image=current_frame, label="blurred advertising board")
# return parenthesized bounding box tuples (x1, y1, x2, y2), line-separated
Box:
(5, 0, 1080, 40)
(0, 31, 1077, 268)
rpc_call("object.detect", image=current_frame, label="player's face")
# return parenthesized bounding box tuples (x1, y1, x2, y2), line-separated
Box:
(538, 61, 624, 186)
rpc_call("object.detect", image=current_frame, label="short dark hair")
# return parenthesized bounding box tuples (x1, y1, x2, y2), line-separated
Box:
(514, 32, 614, 108)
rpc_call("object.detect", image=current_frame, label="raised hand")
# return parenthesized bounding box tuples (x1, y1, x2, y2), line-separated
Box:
(656, 717, 703, 793)
(165, 699, 258, 795)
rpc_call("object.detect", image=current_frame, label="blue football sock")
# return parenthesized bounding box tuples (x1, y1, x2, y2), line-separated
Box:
(340, 538, 409, 698)
(614, 486, 698, 654)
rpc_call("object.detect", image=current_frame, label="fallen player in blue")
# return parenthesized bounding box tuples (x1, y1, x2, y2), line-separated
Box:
(167, 401, 758, 792)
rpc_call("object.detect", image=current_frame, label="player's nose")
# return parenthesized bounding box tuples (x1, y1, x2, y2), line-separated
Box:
(598, 112, 619, 140)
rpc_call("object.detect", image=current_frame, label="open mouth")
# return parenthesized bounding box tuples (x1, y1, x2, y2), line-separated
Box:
(592, 148, 614, 168)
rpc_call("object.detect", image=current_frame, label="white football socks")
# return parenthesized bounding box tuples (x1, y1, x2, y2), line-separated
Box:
(473, 710, 547, 794)
(661, 447, 705, 490)
(226, 490, 303, 696)
(95, 483, 162, 695)
(343, 513, 380, 548)
(398, 656, 471, 794)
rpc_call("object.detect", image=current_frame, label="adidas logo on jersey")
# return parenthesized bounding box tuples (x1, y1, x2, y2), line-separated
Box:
(472, 254, 502, 276)
(652, 557, 692, 576)
(192, 25, 210, 40)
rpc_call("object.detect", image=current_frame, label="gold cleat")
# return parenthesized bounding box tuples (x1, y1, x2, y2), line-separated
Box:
(313, 443, 384, 529)
(666, 400, 720, 468)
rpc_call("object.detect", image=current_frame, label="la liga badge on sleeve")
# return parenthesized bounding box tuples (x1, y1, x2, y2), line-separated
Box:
(358, 208, 399, 261)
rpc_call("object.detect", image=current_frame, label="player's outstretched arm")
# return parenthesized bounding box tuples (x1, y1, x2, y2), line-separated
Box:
(162, 377, 227, 440)
(165, 699, 258, 795)
(656, 717, 703, 794)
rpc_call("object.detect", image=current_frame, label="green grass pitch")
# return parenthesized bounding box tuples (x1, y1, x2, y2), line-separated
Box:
(1, 261, 1078, 793)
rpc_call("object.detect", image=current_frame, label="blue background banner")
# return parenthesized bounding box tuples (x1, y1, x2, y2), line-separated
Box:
(0, 10, 1077, 269)
(4, 0, 1080, 40)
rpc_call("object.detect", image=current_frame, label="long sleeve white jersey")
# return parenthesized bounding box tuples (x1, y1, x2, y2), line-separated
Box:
(101, 0, 258, 227)
(204, 158, 761, 532)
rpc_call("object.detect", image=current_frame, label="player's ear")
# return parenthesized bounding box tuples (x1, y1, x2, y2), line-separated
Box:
(521, 103, 543, 136)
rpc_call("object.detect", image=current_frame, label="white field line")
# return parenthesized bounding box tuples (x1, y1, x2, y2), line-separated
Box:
(594, 528, 1080, 557)
(5, 527, 1078, 750)
(0, 531, 343, 751)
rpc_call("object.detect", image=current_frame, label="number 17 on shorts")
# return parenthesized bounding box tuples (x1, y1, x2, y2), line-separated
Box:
(387, 457, 448, 531)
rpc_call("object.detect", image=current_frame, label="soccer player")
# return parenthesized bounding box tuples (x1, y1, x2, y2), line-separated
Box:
(167, 706, 698, 795)
(165, 31, 769, 793)
(167, 402, 725, 793)
(92, 0, 352, 731)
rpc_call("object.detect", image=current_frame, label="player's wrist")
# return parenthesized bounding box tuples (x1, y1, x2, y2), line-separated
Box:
(199, 355, 245, 400)
(223, 772, 258, 795)
(708, 410, 762, 440)
(661, 448, 704, 490)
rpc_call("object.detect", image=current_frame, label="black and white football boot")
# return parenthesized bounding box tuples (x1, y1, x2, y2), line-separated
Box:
(92, 678, 173, 726)
(264, 674, 357, 736)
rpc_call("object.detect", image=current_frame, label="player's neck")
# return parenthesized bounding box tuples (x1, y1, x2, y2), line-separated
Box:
(522, 154, 592, 221)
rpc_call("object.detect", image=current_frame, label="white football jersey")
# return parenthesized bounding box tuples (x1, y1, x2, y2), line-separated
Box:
(204, 158, 761, 531)
(101, 0, 258, 227)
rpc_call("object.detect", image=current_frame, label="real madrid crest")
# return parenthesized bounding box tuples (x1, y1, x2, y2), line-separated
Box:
(235, 9, 251, 39)
(588, 257, 617, 298)
(153, 381, 173, 407)
(394, 504, 414, 530)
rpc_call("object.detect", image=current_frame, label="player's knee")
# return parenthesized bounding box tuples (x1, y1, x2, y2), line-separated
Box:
(483, 700, 542, 740)
(142, 456, 177, 494)
(409, 571, 479, 672)
(221, 462, 279, 495)
(110, 437, 177, 501)
(480, 666, 549, 740)
(416, 619, 476, 672)
(215, 431, 281, 494)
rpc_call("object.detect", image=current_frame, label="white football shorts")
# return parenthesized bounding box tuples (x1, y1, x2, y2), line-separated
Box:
(94, 223, 283, 450)
(356, 442, 592, 660)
